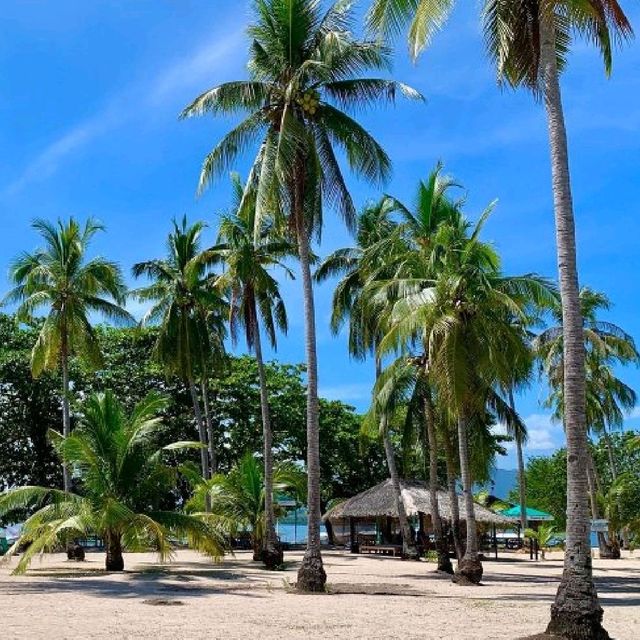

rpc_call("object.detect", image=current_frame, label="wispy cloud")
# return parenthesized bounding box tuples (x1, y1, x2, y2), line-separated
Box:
(5, 26, 243, 196)
(494, 412, 564, 452)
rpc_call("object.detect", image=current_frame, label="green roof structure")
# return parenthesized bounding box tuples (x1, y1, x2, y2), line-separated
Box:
(500, 505, 554, 522)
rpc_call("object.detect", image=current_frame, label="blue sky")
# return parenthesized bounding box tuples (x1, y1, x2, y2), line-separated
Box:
(2, 1, 639, 468)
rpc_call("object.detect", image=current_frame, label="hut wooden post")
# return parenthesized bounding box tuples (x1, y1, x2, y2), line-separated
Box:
(349, 518, 357, 554)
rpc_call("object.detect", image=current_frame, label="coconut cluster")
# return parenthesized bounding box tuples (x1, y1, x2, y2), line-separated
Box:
(297, 90, 320, 115)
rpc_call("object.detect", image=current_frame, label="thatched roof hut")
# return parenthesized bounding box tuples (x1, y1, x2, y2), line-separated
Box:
(323, 479, 512, 525)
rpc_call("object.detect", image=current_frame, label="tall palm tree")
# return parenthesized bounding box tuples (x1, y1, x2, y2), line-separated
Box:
(132, 217, 226, 484)
(537, 288, 640, 478)
(375, 206, 554, 584)
(181, 0, 421, 591)
(538, 289, 639, 557)
(317, 198, 420, 559)
(211, 174, 296, 568)
(368, 0, 633, 634)
(0, 390, 226, 573)
(3, 218, 131, 492)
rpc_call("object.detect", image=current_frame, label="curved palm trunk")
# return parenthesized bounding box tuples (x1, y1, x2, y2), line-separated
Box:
(252, 318, 282, 570)
(444, 429, 464, 560)
(61, 343, 72, 493)
(382, 427, 418, 559)
(453, 413, 482, 585)
(601, 428, 628, 550)
(509, 390, 528, 534)
(105, 531, 124, 571)
(188, 379, 211, 510)
(424, 395, 453, 573)
(201, 380, 216, 476)
(294, 204, 326, 592)
(539, 16, 608, 639)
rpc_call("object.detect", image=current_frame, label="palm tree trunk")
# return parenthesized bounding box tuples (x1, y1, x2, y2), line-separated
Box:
(201, 380, 216, 476)
(453, 412, 482, 585)
(253, 317, 282, 570)
(424, 394, 453, 573)
(509, 389, 528, 534)
(586, 453, 611, 558)
(539, 15, 607, 639)
(105, 530, 124, 571)
(382, 427, 418, 558)
(294, 179, 326, 592)
(61, 340, 71, 493)
(443, 428, 464, 560)
(188, 379, 211, 510)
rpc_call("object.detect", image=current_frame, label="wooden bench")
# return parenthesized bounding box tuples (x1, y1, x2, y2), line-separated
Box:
(360, 544, 402, 557)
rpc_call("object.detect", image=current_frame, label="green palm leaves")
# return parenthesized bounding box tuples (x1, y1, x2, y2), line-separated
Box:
(0, 391, 226, 574)
(181, 0, 421, 232)
(5, 217, 131, 377)
(132, 217, 226, 382)
(186, 452, 305, 558)
(3, 217, 132, 491)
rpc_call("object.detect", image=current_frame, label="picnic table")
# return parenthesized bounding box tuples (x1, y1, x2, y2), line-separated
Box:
(359, 543, 403, 557)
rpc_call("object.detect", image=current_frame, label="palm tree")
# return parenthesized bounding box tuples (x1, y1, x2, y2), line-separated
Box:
(181, 0, 421, 591)
(186, 453, 306, 562)
(317, 198, 420, 559)
(211, 174, 296, 568)
(3, 217, 131, 492)
(0, 391, 226, 573)
(538, 291, 639, 557)
(369, 0, 633, 633)
(132, 217, 227, 484)
(375, 204, 554, 584)
(537, 288, 640, 479)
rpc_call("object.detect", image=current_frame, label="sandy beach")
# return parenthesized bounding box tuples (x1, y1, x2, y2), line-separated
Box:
(1, 549, 638, 640)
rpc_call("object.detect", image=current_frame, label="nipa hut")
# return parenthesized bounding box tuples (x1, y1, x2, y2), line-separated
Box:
(323, 479, 513, 556)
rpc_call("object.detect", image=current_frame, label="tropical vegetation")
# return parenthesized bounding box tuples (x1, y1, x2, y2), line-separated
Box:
(0, 2, 638, 638)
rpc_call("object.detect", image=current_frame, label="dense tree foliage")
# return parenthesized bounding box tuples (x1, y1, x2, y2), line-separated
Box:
(512, 432, 640, 532)
(0, 316, 386, 517)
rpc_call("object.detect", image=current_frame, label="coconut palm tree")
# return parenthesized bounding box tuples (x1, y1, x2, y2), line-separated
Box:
(132, 217, 227, 484)
(211, 174, 296, 568)
(186, 453, 306, 562)
(368, 2, 634, 634)
(0, 390, 226, 573)
(3, 217, 132, 492)
(181, 0, 421, 591)
(374, 206, 554, 584)
(537, 288, 640, 478)
(317, 198, 421, 559)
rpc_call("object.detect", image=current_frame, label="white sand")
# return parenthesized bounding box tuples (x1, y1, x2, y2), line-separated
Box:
(1, 549, 638, 639)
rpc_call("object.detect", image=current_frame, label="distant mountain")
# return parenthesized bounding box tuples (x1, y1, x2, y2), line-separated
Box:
(477, 468, 519, 501)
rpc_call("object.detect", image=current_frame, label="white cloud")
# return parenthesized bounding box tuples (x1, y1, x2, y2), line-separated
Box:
(5, 26, 244, 195)
(494, 412, 564, 452)
(523, 413, 564, 451)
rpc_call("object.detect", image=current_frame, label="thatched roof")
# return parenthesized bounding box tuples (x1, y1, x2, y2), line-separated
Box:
(323, 479, 512, 525)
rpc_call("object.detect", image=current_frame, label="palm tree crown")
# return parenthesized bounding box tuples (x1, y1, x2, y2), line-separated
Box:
(0, 391, 226, 573)
(4, 217, 131, 376)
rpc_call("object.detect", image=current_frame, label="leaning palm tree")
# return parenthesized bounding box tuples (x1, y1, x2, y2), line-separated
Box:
(211, 174, 296, 568)
(3, 218, 131, 492)
(181, 0, 421, 591)
(368, 0, 634, 634)
(0, 391, 226, 573)
(132, 217, 227, 484)
(375, 207, 554, 584)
